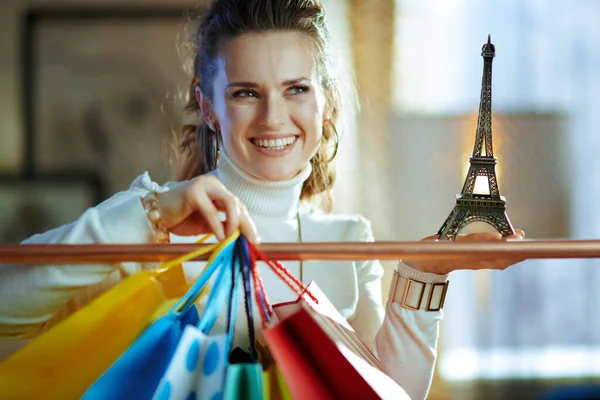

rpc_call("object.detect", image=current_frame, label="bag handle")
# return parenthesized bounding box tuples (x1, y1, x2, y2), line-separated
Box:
(230, 238, 258, 360)
(237, 238, 318, 329)
(248, 241, 318, 303)
(224, 241, 243, 357)
(171, 231, 240, 316)
(146, 233, 215, 299)
(240, 237, 272, 327)
(195, 247, 234, 333)
(149, 233, 215, 276)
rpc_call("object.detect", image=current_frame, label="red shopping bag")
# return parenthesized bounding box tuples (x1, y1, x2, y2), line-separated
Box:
(244, 241, 411, 400)
(265, 282, 411, 400)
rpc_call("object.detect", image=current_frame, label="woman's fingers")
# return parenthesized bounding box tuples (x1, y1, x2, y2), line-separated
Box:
(158, 175, 259, 242)
(238, 204, 260, 243)
(210, 195, 240, 238)
(420, 234, 441, 242)
(456, 231, 503, 241)
(193, 191, 226, 241)
(200, 176, 259, 242)
(505, 229, 525, 240)
(211, 198, 259, 243)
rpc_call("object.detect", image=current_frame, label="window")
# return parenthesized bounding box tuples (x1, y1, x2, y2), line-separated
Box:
(394, 0, 600, 381)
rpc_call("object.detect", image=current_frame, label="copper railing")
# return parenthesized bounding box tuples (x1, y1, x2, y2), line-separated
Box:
(1, 240, 600, 263)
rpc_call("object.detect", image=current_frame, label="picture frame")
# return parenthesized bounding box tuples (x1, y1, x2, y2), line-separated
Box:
(22, 6, 192, 198)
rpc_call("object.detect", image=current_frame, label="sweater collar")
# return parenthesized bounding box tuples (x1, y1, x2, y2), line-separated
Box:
(208, 150, 311, 220)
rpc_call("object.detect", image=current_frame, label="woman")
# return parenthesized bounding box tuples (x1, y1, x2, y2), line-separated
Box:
(0, 0, 524, 398)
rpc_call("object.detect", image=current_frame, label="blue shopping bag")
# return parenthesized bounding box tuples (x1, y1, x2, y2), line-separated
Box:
(83, 238, 237, 400)
(152, 239, 242, 400)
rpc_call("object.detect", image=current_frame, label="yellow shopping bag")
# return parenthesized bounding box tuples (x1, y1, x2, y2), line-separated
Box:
(256, 339, 292, 400)
(0, 270, 164, 399)
(263, 364, 293, 400)
(0, 235, 218, 400)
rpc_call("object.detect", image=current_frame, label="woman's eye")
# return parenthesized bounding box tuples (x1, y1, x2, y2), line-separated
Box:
(288, 85, 310, 95)
(232, 90, 258, 98)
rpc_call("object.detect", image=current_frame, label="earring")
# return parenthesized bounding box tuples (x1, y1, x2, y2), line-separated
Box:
(198, 123, 220, 171)
(324, 120, 339, 163)
(209, 127, 220, 170)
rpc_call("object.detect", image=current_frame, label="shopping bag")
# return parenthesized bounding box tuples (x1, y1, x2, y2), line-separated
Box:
(83, 233, 239, 400)
(152, 237, 241, 400)
(246, 241, 411, 400)
(269, 282, 411, 400)
(255, 340, 291, 400)
(263, 363, 292, 400)
(0, 233, 219, 399)
(0, 270, 165, 400)
(224, 363, 264, 400)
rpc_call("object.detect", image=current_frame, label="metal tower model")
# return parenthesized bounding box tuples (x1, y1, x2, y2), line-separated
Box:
(438, 35, 515, 240)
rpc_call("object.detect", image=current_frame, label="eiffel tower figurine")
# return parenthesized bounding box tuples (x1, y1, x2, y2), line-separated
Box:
(437, 35, 515, 241)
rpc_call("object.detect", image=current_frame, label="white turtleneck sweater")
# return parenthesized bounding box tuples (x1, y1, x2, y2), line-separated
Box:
(0, 152, 448, 400)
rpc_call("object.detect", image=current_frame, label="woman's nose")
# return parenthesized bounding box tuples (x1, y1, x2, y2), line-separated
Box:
(258, 96, 286, 130)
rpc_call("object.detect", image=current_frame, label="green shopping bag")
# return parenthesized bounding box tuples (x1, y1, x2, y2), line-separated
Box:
(224, 363, 264, 400)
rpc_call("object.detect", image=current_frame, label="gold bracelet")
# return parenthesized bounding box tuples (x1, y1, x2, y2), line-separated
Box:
(140, 192, 170, 244)
(388, 270, 449, 312)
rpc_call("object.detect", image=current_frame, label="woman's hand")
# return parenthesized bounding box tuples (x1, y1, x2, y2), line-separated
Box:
(155, 175, 259, 243)
(402, 229, 526, 275)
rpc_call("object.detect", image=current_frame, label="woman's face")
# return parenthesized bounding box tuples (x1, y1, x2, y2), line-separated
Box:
(200, 31, 325, 181)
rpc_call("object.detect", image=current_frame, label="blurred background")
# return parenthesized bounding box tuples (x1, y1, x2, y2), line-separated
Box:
(1, 0, 600, 398)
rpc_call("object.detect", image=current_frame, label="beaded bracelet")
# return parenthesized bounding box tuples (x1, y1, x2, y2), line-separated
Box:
(140, 192, 170, 244)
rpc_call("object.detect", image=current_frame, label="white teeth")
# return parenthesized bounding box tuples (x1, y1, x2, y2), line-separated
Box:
(252, 136, 297, 150)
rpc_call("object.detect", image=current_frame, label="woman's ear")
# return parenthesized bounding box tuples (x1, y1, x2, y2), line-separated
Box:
(196, 85, 215, 130)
